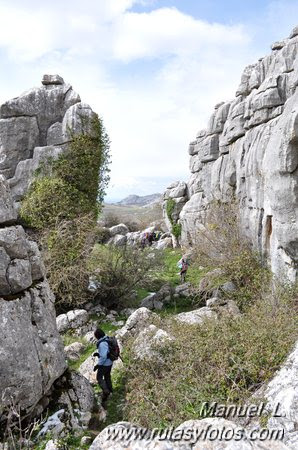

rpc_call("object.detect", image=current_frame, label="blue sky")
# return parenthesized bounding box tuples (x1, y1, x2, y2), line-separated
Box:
(0, 1, 297, 202)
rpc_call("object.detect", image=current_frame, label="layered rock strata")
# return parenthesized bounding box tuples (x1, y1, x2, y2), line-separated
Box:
(0, 74, 96, 208)
(164, 27, 298, 280)
(0, 176, 66, 415)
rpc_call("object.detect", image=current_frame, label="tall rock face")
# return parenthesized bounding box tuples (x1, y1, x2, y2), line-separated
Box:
(0, 175, 67, 415)
(0, 74, 96, 417)
(0, 74, 96, 206)
(169, 27, 298, 281)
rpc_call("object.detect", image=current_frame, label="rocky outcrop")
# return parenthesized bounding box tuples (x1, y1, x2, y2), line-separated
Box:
(0, 74, 96, 208)
(264, 341, 298, 448)
(100, 223, 171, 249)
(116, 307, 159, 348)
(56, 309, 89, 333)
(0, 177, 66, 416)
(164, 27, 298, 281)
(162, 181, 188, 247)
(132, 324, 174, 362)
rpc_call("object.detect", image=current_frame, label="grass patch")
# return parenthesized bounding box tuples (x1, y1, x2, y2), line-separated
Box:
(159, 296, 194, 317)
(122, 290, 298, 429)
(68, 342, 95, 371)
(136, 287, 151, 302)
(153, 249, 182, 286)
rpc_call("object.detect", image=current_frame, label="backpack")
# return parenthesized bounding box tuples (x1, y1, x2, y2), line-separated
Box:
(181, 261, 188, 272)
(105, 336, 120, 361)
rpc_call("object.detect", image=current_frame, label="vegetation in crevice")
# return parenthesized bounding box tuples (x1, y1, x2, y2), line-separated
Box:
(166, 198, 182, 238)
(20, 116, 110, 229)
(20, 115, 111, 309)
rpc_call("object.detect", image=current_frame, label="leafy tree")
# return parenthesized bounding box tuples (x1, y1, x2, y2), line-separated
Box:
(20, 115, 111, 308)
(20, 115, 110, 229)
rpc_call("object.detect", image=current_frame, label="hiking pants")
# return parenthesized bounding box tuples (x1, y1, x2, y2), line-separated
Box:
(97, 365, 113, 396)
(180, 270, 186, 283)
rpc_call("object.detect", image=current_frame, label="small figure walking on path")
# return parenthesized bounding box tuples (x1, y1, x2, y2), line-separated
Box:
(178, 256, 189, 283)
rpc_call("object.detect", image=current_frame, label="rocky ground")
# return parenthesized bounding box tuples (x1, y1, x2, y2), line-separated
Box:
(24, 260, 296, 450)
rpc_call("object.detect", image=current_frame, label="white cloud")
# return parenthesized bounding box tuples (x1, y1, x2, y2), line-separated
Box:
(113, 7, 249, 62)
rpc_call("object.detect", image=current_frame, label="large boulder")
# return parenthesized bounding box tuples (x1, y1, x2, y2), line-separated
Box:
(162, 181, 188, 247)
(107, 234, 127, 247)
(175, 306, 217, 325)
(78, 354, 98, 385)
(53, 371, 104, 432)
(56, 309, 89, 333)
(89, 422, 183, 450)
(264, 340, 298, 448)
(132, 324, 174, 362)
(64, 342, 85, 361)
(109, 223, 129, 236)
(0, 281, 66, 413)
(116, 307, 159, 346)
(0, 175, 17, 224)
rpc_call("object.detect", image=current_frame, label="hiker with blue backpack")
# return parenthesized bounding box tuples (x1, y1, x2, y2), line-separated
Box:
(93, 328, 120, 406)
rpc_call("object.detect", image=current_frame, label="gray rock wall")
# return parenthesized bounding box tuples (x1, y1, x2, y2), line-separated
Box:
(0, 74, 96, 207)
(166, 28, 298, 281)
(0, 99, 69, 414)
(0, 75, 99, 418)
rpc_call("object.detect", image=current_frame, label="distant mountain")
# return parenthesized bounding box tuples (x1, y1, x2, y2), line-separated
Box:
(117, 193, 162, 206)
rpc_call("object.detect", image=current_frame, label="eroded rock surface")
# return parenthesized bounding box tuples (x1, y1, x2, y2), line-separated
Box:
(163, 28, 298, 281)
(0, 177, 66, 415)
(0, 75, 96, 209)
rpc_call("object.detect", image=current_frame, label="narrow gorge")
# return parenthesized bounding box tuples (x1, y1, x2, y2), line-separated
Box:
(0, 28, 298, 450)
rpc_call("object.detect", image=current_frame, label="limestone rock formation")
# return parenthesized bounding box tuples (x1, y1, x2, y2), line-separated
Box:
(162, 181, 188, 247)
(0, 74, 96, 208)
(264, 341, 298, 448)
(164, 27, 298, 281)
(0, 176, 66, 416)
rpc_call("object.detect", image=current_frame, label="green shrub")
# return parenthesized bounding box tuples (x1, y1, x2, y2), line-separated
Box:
(19, 116, 110, 308)
(166, 198, 175, 223)
(122, 293, 298, 429)
(166, 198, 182, 239)
(192, 201, 271, 310)
(20, 116, 110, 229)
(42, 215, 96, 311)
(88, 245, 163, 308)
(172, 223, 182, 239)
(53, 116, 110, 206)
(20, 177, 90, 229)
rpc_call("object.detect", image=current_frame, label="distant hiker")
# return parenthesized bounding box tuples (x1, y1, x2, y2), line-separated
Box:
(141, 235, 146, 249)
(148, 232, 154, 246)
(178, 257, 189, 283)
(93, 328, 119, 406)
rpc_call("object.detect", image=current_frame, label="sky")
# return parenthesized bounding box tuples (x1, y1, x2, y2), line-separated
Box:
(0, 1, 298, 202)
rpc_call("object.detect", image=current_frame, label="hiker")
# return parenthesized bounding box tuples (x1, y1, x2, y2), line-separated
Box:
(178, 257, 189, 283)
(93, 328, 113, 406)
(141, 235, 146, 249)
(148, 231, 154, 246)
